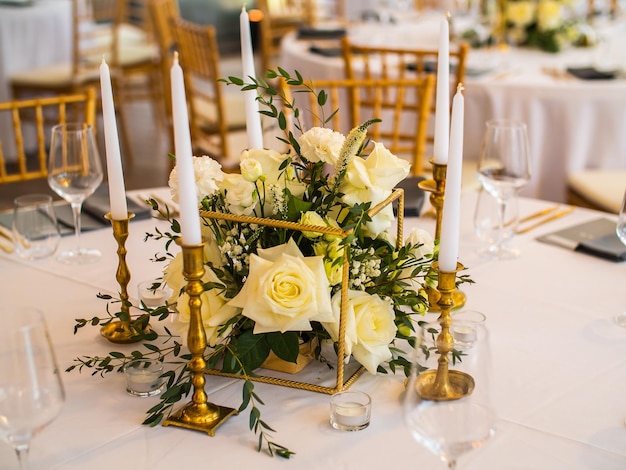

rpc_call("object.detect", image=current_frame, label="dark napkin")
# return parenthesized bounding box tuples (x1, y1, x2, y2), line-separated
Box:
(297, 27, 346, 40)
(82, 184, 152, 222)
(566, 66, 617, 80)
(394, 176, 427, 218)
(309, 45, 343, 57)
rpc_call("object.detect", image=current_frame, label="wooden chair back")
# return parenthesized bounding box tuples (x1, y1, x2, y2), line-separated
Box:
(170, 18, 230, 161)
(280, 76, 435, 176)
(341, 37, 467, 157)
(0, 88, 97, 184)
(256, 0, 313, 74)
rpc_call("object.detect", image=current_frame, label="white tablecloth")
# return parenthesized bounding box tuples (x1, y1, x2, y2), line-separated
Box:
(279, 18, 626, 204)
(0, 0, 72, 158)
(0, 189, 625, 469)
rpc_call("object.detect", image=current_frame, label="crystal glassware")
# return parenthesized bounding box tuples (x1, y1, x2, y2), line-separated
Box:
(12, 194, 60, 260)
(477, 119, 531, 259)
(0, 307, 65, 470)
(404, 319, 497, 469)
(47, 123, 103, 264)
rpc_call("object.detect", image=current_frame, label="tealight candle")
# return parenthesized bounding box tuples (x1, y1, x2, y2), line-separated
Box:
(330, 391, 371, 431)
(124, 358, 165, 397)
(137, 280, 173, 308)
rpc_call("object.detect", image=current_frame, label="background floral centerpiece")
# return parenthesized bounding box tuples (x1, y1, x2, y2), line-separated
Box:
(69, 69, 458, 457)
(462, 0, 594, 52)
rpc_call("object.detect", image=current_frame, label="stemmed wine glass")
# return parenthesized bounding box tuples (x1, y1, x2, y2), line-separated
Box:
(613, 188, 626, 326)
(404, 319, 497, 469)
(47, 122, 103, 264)
(477, 119, 531, 259)
(0, 307, 65, 469)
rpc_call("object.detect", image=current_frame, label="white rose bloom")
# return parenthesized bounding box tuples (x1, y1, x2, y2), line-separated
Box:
(506, 1, 536, 27)
(168, 155, 224, 205)
(537, 1, 562, 31)
(240, 158, 263, 182)
(366, 142, 411, 190)
(405, 228, 434, 260)
(228, 239, 334, 333)
(221, 173, 258, 215)
(299, 211, 327, 239)
(163, 252, 185, 304)
(298, 127, 345, 165)
(240, 148, 289, 185)
(324, 290, 396, 374)
(363, 204, 396, 239)
(173, 268, 238, 347)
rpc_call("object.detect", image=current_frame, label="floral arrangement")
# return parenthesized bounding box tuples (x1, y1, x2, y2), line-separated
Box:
(67, 69, 471, 458)
(462, 0, 594, 53)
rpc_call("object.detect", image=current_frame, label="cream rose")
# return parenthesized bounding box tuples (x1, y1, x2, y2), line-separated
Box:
(399, 228, 434, 294)
(299, 211, 327, 239)
(228, 239, 334, 333)
(324, 290, 397, 374)
(298, 127, 345, 165)
(173, 268, 238, 347)
(221, 173, 258, 215)
(239, 148, 290, 185)
(168, 155, 224, 205)
(240, 158, 263, 182)
(537, 1, 562, 31)
(506, 1, 536, 27)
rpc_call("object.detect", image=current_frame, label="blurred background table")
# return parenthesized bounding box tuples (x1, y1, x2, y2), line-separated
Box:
(0, 0, 72, 158)
(279, 15, 626, 204)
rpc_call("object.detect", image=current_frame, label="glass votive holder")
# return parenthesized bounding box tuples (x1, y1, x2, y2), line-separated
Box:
(451, 310, 487, 350)
(123, 358, 165, 397)
(330, 390, 371, 431)
(137, 280, 173, 308)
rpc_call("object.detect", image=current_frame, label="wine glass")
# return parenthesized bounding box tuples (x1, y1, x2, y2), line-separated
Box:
(613, 188, 626, 326)
(0, 307, 65, 469)
(477, 119, 531, 259)
(47, 122, 103, 264)
(404, 319, 497, 468)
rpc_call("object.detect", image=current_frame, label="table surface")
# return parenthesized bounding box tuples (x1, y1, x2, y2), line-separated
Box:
(0, 188, 625, 469)
(279, 14, 626, 204)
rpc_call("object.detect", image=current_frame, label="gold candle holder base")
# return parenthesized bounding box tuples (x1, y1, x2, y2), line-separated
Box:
(163, 241, 237, 435)
(163, 402, 238, 436)
(415, 262, 474, 401)
(100, 212, 148, 344)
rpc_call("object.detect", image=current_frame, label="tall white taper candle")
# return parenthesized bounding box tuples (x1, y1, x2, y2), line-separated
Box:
(438, 86, 464, 272)
(240, 5, 263, 149)
(433, 17, 450, 165)
(99, 58, 128, 220)
(170, 52, 202, 245)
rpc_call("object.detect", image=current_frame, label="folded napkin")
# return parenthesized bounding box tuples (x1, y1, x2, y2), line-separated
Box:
(394, 176, 426, 218)
(82, 184, 152, 222)
(566, 66, 617, 80)
(297, 27, 347, 40)
(309, 45, 343, 57)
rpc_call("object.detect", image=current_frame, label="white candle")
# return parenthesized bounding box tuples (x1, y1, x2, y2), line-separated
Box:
(170, 53, 202, 245)
(438, 87, 464, 272)
(99, 58, 128, 220)
(240, 6, 264, 150)
(433, 17, 450, 165)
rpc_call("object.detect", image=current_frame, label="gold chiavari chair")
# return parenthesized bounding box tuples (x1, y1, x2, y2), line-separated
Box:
(280, 76, 435, 176)
(170, 18, 247, 166)
(0, 88, 97, 184)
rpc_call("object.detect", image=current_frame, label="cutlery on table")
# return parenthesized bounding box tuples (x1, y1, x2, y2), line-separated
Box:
(515, 206, 575, 235)
(0, 225, 15, 253)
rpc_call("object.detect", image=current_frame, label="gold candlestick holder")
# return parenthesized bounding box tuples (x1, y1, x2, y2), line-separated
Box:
(163, 241, 237, 435)
(418, 160, 466, 312)
(100, 212, 147, 344)
(415, 262, 474, 401)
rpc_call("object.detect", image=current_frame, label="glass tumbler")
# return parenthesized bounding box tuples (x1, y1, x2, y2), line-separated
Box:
(12, 194, 60, 260)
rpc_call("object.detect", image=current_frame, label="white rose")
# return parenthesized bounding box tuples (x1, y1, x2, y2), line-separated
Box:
(168, 155, 224, 205)
(363, 204, 396, 239)
(298, 127, 345, 165)
(299, 211, 327, 239)
(405, 228, 434, 260)
(240, 148, 290, 185)
(365, 142, 411, 191)
(324, 290, 396, 374)
(240, 158, 263, 182)
(221, 173, 258, 215)
(228, 239, 334, 333)
(537, 1, 562, 31)
(173, 269, 238, 347)
(506, 1, 536, 27)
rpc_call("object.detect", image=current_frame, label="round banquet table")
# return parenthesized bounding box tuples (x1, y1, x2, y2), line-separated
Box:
(0, 0, 72, 159)
(279, 15, 626, 204)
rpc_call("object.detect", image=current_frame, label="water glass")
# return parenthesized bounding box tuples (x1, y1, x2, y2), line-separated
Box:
(451, 310, 487, 350)
(12, 194, 60, 260)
